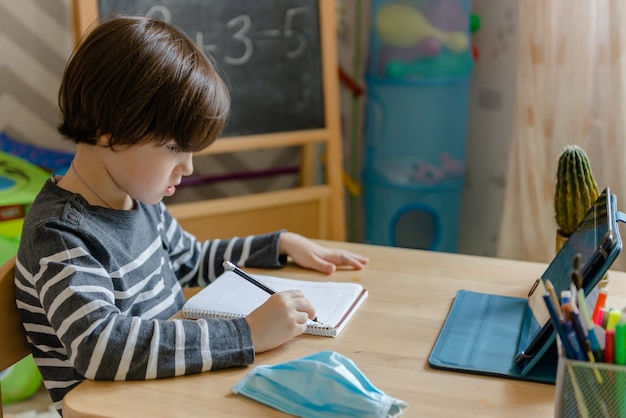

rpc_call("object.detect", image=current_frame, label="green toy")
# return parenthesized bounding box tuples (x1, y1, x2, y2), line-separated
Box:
(385, 48, 474, 79)
(0, 151, 49, 205)
(0, 151, 49, 245)
(1, 355, 43, 405)
(470, 13, 481, 33)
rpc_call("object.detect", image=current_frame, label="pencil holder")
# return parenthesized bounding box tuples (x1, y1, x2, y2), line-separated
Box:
(555, 354, 626, 417)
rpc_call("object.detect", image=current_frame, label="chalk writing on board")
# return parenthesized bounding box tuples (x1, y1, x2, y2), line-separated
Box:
(145, 5, 311, 66)
(97, 0, 325, 136)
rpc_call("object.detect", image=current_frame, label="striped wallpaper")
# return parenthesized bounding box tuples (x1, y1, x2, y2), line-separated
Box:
(0, 0, 74, 152)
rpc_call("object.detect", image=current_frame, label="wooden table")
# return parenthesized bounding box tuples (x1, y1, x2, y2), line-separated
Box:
(62, 241, 626, 417)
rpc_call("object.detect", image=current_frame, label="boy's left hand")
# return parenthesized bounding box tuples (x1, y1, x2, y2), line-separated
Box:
(278, 232, 369, 274)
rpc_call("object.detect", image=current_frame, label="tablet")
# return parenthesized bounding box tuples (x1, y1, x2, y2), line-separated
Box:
(516, 187, 622, 365)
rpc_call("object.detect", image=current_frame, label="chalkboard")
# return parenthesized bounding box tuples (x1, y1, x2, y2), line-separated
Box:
(97, 0, 325, 137)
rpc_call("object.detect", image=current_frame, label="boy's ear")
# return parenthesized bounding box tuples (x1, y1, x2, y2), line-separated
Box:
(96, 133, 112, 147)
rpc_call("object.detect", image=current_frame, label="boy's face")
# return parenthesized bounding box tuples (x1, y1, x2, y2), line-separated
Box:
(104, 139, 193, 205)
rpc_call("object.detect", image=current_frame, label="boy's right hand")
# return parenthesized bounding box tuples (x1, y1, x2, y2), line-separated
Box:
(245, 290, 316, 353)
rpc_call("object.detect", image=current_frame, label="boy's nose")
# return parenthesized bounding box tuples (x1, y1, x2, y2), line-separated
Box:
(179, 153, 194, 176)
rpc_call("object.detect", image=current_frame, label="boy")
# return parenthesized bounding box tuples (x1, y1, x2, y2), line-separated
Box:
(14, 16, 367, 415)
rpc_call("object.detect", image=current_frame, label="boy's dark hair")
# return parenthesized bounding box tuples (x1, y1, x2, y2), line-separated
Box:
(58, 15, 229, 152)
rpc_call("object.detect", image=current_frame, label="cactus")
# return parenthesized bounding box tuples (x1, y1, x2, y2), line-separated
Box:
(554, 145, 600, 237)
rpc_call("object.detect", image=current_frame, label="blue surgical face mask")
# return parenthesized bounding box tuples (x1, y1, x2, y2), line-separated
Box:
(232, 350, 408, 418)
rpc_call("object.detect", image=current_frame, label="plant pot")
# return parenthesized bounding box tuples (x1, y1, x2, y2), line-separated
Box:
(555, 229, 569, 254)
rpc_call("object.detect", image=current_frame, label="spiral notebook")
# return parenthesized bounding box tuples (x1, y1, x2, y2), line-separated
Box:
(183, 271, 368, 337)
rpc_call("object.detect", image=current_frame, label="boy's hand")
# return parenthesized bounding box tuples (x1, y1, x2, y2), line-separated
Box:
(278, 232, 369, 274)
(246, 290, 315, 353)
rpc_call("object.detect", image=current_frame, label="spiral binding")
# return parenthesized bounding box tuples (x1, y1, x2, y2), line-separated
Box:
(183, 309, 337, 337)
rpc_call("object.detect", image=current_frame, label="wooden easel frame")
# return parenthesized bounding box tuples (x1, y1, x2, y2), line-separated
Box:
(71, 1, 345, 241)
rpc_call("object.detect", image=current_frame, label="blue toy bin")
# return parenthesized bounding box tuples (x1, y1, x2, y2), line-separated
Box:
(363, 0, 472, 253)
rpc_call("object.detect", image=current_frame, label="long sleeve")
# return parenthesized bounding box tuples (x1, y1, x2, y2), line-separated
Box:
(15, 180, 282, 414)
(159, 204, 286, 289)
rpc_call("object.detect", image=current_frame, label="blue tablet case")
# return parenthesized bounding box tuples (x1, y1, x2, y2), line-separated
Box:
(429, 189, 622, 384)
(428, 289, 559, 383)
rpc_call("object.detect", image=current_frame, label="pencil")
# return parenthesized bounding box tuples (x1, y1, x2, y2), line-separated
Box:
(577, 289, 603, 362)
(543, 293, 575, 359)
(223, 260, 276, 294)
(222, 260, 320, 323)
(545, 279, 562, 319)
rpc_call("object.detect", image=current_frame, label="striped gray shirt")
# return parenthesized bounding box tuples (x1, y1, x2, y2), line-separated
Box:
(15, 179, 284, 415)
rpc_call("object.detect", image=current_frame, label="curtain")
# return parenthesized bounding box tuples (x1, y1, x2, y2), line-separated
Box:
(498, 0, 626, 270)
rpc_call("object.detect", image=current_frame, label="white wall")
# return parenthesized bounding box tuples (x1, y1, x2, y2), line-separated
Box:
(459, 0, 518, 257)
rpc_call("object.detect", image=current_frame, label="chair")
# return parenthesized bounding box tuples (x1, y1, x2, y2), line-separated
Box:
(0, 256, 33, 416)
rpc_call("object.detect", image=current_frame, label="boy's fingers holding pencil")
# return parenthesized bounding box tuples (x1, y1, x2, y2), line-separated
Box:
(280, 290, 317, 324)
(246, 291, 316, 353)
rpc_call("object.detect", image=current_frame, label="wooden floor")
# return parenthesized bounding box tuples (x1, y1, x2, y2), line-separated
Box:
(3, 386, 58, 417)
